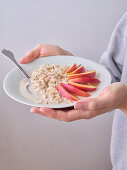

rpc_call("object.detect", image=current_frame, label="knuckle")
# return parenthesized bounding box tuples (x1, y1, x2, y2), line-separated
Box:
(89, 101, 97, 110)
(63, 114, 71, 122)
(64, 117, 71, 122)
(30, 50, 35, 58)
(36, 44, 42, 48)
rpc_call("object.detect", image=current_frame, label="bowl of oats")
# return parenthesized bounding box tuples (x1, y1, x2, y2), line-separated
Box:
(3, 55, 111, 108)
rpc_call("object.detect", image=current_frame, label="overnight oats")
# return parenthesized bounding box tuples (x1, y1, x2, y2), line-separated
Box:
(19, 64, 73, 104)
(19, 62, 99, 105)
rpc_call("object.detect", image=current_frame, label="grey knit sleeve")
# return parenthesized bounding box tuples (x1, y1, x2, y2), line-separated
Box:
(100, 12, 127, 82)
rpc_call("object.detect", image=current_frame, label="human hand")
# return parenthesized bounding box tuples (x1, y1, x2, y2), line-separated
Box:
(31, 82, 127, 121)
(20, 44, 127, 121)
(19, 44, 73, 64)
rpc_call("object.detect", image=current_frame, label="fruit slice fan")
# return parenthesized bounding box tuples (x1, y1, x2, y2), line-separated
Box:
(56, 63, 100, 101)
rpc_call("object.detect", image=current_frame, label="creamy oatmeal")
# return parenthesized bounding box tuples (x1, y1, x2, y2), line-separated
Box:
(19, 64, 73, 104)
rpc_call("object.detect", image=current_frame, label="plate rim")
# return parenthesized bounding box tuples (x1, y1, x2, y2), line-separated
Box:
(3, 55, 112, 108)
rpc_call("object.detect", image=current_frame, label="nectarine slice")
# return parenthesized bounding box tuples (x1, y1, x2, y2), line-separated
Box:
(56, 83, 79, 101)
(66, 63, 77, 74)
(69, 66, 85, 74)
(61, 83, 90, 97)
(68, 81, 97, 91)
(70, 77, 100, 84)
(68, 70, 96, 79)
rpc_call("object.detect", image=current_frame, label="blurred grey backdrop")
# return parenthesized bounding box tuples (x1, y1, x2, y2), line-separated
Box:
(0, 0, 127, 170)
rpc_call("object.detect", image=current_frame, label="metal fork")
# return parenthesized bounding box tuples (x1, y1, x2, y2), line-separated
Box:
(1, 49, 31, 94)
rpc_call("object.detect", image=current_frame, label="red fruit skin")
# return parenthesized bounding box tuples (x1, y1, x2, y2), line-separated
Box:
(61, 83, 90, 97)
(68, 81, 97, 92)
(56, 83, 79, 101)
(70, 77, 100, 84)
(68, 71, 96, 79)
(69, 66, 85, 74)
(66, 63, 77, 74)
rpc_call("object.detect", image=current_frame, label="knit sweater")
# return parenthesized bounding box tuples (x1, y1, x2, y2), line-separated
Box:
(100, 12, 127, 170)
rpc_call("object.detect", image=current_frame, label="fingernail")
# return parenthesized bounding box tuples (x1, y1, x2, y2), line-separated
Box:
(75, 102, 84, 109)
(39, 108, 42, 111)
(40, 107, 46, 112)
(19, 59, 22, 63)
(30, 108, 33, 112)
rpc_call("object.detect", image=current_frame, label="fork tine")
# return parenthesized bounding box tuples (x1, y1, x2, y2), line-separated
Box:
(1, 49, 7, 54)
(1, 49, 4, 53)
(1, 49, 14, 57)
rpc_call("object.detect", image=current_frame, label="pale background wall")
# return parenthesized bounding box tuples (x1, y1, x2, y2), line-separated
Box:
(0, 0, 127, 170)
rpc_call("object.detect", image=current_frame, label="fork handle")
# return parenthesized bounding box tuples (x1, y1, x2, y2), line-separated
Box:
(2, 49, 30, 82)
(7, 56, 30, 81)
(14, 61, 30, 81)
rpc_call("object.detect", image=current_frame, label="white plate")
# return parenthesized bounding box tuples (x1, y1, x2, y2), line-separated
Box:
(3, 55, 111, 108)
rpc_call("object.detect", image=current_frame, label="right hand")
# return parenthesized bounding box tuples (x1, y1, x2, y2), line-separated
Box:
(19, 44, 73, 64)
(31, 82, 127, 121)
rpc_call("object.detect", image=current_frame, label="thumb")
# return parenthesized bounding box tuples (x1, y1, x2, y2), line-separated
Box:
(74, 95, 110, 111)
(19, 44, 41, 64)
(19, 44, 73, 64)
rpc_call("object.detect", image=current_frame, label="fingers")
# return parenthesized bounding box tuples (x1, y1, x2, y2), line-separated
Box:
(31, 107, 83, 121)
(19, 44, 73, 64)
(30, 104, 114, 121)
(19, 44, 41, 64)
(67, 106, 114, 120)
(74, 95, 111, 111)
(30, 107, 42, 114)
(39, 107, 75, 121)
(38, 44, 73, 57)
(31, 107, 67, 121)
(30, 86, 115, 121)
